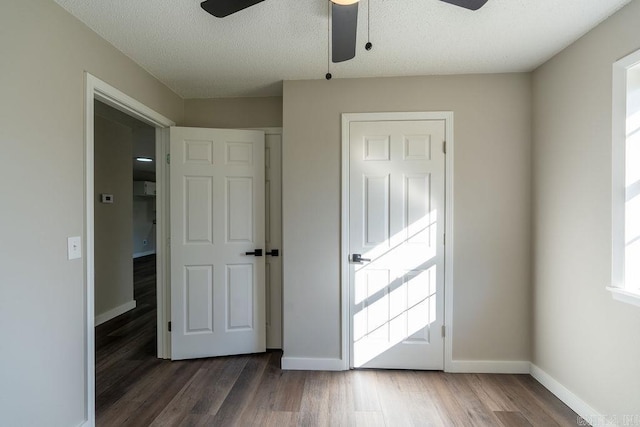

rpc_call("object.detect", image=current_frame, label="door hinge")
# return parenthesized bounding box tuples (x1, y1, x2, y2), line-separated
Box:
(168, 321, 172, 332)
(443, 140, 447, 154)
(441, 325, 446, 338)
(166, 153, 170, 164)
(443, 233, 446, 245)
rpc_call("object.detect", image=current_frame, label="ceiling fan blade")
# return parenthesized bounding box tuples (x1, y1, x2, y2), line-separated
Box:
(332, 2, 358, 63)
(440, 0, 488, 11)
(200, 0, 266, 18)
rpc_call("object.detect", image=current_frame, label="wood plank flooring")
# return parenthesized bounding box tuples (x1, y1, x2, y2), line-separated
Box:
(96, 255, 585, 426)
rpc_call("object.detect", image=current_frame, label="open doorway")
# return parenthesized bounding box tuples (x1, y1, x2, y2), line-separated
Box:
(84, 73, 284, 424)
(84, 73, 174, 425)
(93, 100, 157, 326)
(93, 100, 160, 415)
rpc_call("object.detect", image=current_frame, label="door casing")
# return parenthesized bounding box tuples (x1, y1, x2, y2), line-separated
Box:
(84, 73, 174, 426)
(340, 111, 455, 372)
(260, 128, 284, 349)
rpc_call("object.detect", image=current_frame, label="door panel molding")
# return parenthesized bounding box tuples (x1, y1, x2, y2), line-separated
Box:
(340, 111, 454, 371)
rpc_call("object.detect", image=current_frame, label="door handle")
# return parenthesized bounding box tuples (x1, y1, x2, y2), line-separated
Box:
(350, 253, 371, 264)
(266, 249, 279, 256)
(245, 249, 263, 257)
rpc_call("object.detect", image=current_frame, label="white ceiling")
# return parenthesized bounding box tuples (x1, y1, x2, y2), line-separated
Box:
(54, 0, 632, 98)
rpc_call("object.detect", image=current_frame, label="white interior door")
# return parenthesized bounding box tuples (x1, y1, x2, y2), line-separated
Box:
(349, 119, 446, 369)
(170, 126, 265, 360)
(265, 133, 283, 348)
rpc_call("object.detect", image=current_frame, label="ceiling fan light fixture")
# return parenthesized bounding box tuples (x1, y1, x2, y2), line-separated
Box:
(331, 0, 359, 5)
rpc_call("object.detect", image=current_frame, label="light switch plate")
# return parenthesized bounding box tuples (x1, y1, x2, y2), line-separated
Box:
(68, 236, 82, 260)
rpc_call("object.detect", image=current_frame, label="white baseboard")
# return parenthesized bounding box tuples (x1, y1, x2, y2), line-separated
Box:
(530, 364, 606, 425)
(95, 300, 136, 326)
(447, 359, 530, 374)
(133, 250, 156, 259)
(281, 357, 346, 371)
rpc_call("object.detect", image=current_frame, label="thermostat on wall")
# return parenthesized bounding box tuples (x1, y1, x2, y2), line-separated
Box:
(101, 194, 114, 204)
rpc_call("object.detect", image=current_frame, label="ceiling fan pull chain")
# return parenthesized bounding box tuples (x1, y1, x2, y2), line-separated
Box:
(326, 0, 333, 80)
(365, 0, 372, 51)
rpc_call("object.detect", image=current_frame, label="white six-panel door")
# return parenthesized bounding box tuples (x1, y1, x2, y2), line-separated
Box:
(170, 127, 265, 360)
(349, 120, 446, 369)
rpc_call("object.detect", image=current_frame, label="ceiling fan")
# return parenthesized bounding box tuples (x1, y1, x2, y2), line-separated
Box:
(200, 0, 488, 63)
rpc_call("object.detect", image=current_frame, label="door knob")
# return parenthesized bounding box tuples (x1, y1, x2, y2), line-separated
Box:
(245, 249, 263, 256)
(266, 249, 279, 256)
(350, 253, 371, 263)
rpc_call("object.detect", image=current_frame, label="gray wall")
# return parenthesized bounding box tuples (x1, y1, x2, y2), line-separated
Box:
(282, 74, 532, 363)
(94, 115, 134, 318)
(184, 97, 283, 128)
(133, 197, 157, 256)
(0, 0, 183, 425)
(531, 0, 640, 417)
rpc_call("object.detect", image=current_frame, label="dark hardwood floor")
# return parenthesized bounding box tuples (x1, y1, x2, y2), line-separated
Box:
(96, 255, 584, 426)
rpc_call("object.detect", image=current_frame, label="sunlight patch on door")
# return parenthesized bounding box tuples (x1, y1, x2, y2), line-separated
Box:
(352, 211, 438, 367)
(353, 265, 437, 367)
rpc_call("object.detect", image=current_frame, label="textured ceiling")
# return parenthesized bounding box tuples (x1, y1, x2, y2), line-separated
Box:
(54, 0, 632, 98)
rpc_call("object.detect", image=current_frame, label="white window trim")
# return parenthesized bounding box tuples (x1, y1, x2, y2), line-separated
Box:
(606, 286, 640, 308)
(610, 49, 640, 307)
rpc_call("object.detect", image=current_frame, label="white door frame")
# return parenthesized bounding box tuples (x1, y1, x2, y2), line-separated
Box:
(84, 73, 174, 426)
(340, 111, 455, 372)
(248, 127, 284, 349)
